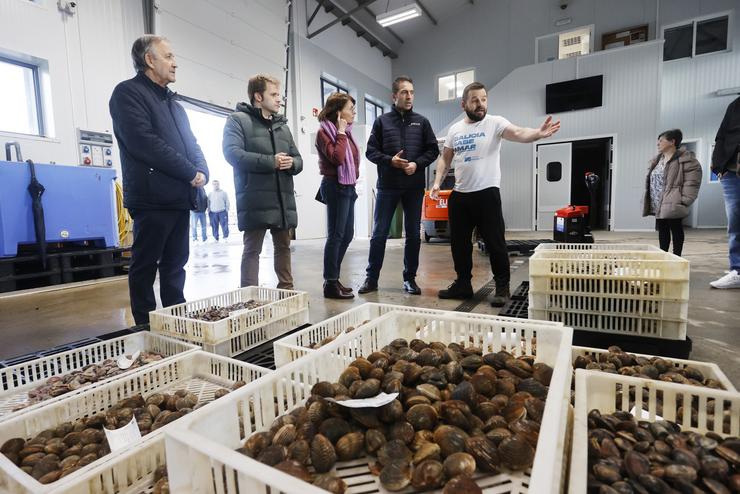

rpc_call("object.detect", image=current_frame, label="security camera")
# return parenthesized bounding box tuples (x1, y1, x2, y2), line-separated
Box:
(58, 0, 77, 14)
(559, 0, 568, 9)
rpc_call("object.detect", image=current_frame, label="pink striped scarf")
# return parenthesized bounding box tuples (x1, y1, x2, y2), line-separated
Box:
(320, 120, 357, 185)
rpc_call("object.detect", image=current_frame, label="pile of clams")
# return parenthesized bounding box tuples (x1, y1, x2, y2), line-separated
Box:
(236, 338, 554, 493)
(574, 346, 725, 390)
(13, 352, 165, 411)
(1, 382, 243, 485)
(587, 409, 739, 494)
(188, 299, 266, 322)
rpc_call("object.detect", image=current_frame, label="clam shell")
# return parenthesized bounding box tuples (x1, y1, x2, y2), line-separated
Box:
(413, 441, 441, 464)
(311, 381, 336, 398)
(406, 404, 438, 431)
(434, 425, 469, 458)
(275, 459, 313, 483)
(498, 435, 534, 471)
(273, 424, 298, 446)
(336, 432, 365, 461)
(379, 399, 404, 423)
(365, 428, 386, 455)
(379, 461, 412, 492)
(287, 439, 310, 465)
(313, 473, 347, 494)
(443, 476, 483, 494)
(378, 439, 412, 466)
(388, 421, 415, 445)
(465, 436, 500, 473)
(319, 418, 351, 444)
(310, 434, 337, 473)
(411, 459, 444, 491)
(257, 444, 288, 466)
(350, 358, 374, 379)
(444, 452, 477, 478)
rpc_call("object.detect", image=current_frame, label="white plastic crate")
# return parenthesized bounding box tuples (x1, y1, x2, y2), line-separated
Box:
(534, 243, 662, 252)
(273, 302, 564, 367)
(569, 369, 740, 494)
(0, 332, 198, 420)
(0, 351, 270, 494)
(149, 287, 309, 357)
(528, 249, 689, 339)
(166, 310, 575, 494)
(572, 346, 736, 392)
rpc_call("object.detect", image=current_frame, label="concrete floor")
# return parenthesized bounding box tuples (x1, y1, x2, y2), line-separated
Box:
(0, 229, 737, 386)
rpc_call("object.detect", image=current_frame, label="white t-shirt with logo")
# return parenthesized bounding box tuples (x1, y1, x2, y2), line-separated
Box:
(444, 114, 511, 192)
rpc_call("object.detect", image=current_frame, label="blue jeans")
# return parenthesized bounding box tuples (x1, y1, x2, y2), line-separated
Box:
(721, 172, 740, 271)
(321, 179, 357, 281)
(209, 210, 229, 240)
(190, 211, 207, 241)
(366, 188, 424, 282)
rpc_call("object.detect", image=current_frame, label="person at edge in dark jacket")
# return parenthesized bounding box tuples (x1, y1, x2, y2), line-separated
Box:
(358, 76, 440, 296)
(223, 74, 303, 289)
(110, 35, 209, 325)
(710, 96, 740, 289)
(316, 93, 361, 300)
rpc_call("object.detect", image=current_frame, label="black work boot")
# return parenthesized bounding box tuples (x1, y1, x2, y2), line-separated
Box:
(403, 279, 421, 295)
(490, 285, 511, 307)
(358, 278, 378, 294)
(438, 280, 474, 299)
(337, 280, 353, 295)
(324, 280, 354, 299)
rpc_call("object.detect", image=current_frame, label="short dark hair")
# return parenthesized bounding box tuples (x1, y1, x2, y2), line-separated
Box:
(248, 74, 280, 105)
(462, 82, 486, 102)
(392, 76, 413, 94)
(131, 35, 168, 73)
(318, 93, 356, 123)
(659, 129, 683, 148)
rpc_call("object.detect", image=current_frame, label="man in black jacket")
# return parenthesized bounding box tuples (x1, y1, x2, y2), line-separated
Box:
(110, 35, 209, 324)
(710, 96, 740, 289)
(358, 76, 440, 295)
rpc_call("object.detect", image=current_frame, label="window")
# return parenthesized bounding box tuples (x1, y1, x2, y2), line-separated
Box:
(558, 26, 592, 59)
(0, 57, 43, 136)
(365, 98, 384, 125)
(321, 77, 348, 106)
(662, 13, 730, 61)
(437, 69, 475, 102)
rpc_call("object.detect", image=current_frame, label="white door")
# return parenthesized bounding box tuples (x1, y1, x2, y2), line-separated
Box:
(536, 142, 572, 230)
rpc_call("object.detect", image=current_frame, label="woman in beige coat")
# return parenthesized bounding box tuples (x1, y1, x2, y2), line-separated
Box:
(642, 129, 702, 256)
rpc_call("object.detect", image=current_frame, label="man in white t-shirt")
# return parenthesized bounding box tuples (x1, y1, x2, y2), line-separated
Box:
(431, 82, 560, 306)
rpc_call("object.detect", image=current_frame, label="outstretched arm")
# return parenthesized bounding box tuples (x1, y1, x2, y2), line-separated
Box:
(503, 116, 561, 143)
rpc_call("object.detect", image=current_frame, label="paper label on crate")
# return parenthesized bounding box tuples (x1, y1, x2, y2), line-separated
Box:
(117, 350, 141, 370)
(630, 406, 664, 421)
(104, 417, 142, 452)
(326, 392, 399, 408)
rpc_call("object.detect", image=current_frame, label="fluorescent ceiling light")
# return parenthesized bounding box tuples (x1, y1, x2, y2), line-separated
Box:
(377, 3, 422, 27)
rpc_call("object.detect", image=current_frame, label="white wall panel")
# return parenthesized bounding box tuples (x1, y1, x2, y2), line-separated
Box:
(155, 0, 288, 109)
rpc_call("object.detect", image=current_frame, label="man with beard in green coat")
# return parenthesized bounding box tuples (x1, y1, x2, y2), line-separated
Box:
(223, 74, 303, 289)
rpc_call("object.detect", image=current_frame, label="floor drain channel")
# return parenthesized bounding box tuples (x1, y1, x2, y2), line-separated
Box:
(453, 278, 496, 312)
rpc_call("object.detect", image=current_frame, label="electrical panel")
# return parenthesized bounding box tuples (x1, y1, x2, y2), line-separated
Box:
(78, 129, 114, 167)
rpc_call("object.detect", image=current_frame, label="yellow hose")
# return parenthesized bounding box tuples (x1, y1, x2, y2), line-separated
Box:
(115, 180, 132, 246)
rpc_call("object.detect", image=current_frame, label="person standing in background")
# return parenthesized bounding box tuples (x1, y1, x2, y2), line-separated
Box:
(316, 93, 360, 299)
(223, 74, 302, 289)
(641, 129, 702, 257)
(710, 96, 740, 289)
(207, 179, 230, 242)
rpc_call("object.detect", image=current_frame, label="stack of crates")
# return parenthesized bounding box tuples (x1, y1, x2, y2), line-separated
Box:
(528, 244, 689, 343)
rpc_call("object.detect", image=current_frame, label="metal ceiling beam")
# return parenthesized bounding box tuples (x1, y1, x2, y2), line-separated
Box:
(307, 0, 377, 39)
(416, 0, 437, 25)
(307, 2, 322, 28)
(311, 0, 401, 58)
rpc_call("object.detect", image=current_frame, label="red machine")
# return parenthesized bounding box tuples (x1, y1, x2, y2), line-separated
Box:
(554, 205, 592, 243)
(421, 190, 452, 242)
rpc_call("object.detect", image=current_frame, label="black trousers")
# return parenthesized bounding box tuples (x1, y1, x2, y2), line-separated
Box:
(448, 187, 510, 288)
(128, 209, 190, 325)
(655, 218, 685, 256)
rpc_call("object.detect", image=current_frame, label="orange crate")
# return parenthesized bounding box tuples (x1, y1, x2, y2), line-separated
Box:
(423, 190, 452, 221)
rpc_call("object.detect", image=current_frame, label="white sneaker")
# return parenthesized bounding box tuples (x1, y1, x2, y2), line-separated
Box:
(710, 270, 740, 289)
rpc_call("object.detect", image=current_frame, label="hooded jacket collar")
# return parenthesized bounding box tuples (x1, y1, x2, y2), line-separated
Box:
(237, 102, 287, 127)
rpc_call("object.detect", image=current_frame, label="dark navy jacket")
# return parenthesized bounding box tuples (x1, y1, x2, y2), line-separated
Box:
(109, 72, 209, 210)
(366, 105, 439, 189)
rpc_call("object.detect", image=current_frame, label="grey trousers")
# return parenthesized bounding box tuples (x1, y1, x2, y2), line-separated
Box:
(241, 228, 293, 289)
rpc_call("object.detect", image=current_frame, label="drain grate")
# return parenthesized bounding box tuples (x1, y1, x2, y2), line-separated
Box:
(453, 278, 496, 312)
(499, 298, 529, 318)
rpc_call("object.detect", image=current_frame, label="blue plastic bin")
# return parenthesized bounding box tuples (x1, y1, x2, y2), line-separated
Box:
(0, 161, 118, 257)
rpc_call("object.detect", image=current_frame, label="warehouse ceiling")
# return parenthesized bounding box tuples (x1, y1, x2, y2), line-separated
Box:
(308, 0, 476, 58)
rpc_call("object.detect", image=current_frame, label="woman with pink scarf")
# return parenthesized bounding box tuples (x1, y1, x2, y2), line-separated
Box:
(316, 93, 360, 299)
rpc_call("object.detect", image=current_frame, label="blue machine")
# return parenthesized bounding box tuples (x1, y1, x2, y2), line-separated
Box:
(0, 160, 118, 257)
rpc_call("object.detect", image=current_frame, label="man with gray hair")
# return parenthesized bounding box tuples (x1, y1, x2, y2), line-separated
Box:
(110, 35, 209, 324)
